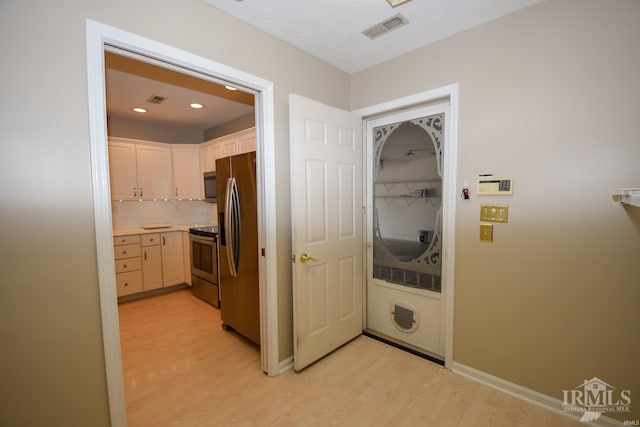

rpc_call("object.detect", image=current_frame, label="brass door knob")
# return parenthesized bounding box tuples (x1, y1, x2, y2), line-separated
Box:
(299, 253, 318, 263)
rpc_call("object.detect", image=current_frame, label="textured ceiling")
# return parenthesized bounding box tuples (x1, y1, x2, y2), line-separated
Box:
(202, 0, 547, 74)
(107, 0, 548, 130)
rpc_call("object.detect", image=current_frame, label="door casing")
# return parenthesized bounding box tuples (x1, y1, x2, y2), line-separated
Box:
(86, 19, 278, 426)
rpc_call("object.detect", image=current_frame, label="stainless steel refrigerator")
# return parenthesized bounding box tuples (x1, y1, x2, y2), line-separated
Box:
(216, 152, 260, 345)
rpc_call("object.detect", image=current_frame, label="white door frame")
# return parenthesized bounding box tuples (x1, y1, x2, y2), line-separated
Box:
(85, 19, 279, 426)
(354, 84, 458, 369)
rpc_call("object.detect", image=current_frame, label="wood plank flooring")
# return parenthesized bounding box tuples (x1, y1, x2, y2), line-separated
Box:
(119, 289, 581, 426)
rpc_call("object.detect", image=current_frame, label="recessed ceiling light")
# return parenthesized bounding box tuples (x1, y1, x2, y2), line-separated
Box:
(386, 0, 412, 7)
(224, 85, 238, 91)
(190, 103, 204, 109)
(132, 107, 147, 113)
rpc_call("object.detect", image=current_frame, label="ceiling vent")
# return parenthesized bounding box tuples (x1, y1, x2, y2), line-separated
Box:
(147, 95, 167, 104)
(362, 13, 409, 40)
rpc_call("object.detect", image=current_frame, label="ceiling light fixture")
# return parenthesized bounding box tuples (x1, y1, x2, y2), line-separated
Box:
(385, 0, 412, 7)
(132, 107, 147, 113)
(190, 103, 204, 109)
(224, 85, 238, 91)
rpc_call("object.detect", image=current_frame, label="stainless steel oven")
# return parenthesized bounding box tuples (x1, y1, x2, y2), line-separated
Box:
(189, 226, 219, 308)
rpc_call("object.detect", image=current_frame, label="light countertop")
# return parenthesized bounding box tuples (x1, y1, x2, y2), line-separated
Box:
(113, 224, 214, 237)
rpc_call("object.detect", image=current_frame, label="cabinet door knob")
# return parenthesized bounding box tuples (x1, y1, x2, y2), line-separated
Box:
(175, 187, 179, 197)
(133, 187, 137, 197)
(123, 264, 127, 268)
(122, 251, 126, 255)
(124, 282, 128, 287)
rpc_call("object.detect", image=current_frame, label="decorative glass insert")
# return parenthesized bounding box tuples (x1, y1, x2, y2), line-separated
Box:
(372, 114, 443, 292)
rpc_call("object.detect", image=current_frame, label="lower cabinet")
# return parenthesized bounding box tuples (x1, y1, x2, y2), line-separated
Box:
(142, 237, 163, 291)
(114, 231, 185, 298)
(161, 231, 184, 286)
(114, 235, 143, 297)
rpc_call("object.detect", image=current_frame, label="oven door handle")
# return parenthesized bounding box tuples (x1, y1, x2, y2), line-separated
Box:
(189, 234, 215, 245)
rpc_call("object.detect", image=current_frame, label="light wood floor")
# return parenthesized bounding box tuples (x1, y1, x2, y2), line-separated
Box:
(119, 289, 581, 426)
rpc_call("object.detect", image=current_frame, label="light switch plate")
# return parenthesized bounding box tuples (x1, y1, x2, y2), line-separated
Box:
(480, 204, 509, 223)
(480, 223, 493, 242)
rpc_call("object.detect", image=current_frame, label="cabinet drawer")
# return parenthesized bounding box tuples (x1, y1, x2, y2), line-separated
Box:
(115, 257, 142, 273)
(114, 243, 141, 260)
(113, 235, 141, 246)
(141, 233, 161, 247)
(116, 270, 143, 297)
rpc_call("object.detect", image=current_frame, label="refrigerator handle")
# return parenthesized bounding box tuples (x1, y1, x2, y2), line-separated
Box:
(231, 177, 241, 274)
(225, 177, 237, 277)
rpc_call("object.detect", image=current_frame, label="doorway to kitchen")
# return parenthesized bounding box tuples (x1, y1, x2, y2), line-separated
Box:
(86, 19, 278, 426)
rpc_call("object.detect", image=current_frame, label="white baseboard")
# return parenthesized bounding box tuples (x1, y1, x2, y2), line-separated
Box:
(278, 356, 294, 375)
(452, 362, 623, 427)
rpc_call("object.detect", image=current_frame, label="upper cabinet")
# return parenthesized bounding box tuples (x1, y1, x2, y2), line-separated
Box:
(200, 127, 256, 173)
(136, 144, 173, 200)
(109, 137, 198, 201)
(200, 143, 223, 173)
(237, 129, 256, 154)
(171, 145, 202, 200)
(108, 128, 254, 199)
(108, 141, 139, 200)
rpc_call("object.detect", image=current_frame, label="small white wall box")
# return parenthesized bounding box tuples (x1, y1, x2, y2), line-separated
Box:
(477, 176, 513, 195)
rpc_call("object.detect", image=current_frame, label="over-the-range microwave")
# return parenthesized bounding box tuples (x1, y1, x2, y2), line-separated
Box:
(203, 171, 217, 203)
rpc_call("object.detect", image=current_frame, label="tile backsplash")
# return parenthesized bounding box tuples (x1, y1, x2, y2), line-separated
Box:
(112, 200, 216, 229)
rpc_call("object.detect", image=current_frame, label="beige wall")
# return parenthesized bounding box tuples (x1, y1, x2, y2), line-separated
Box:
(0, 0, 349, 425)
(352, 0, 640, 420)
(108, 116, 205, 144)
(204, 112, 256, 141)
(2, 0, 638, 424)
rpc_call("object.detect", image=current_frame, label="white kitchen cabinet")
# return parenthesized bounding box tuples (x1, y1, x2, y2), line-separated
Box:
(237, 129, 256, 154)
(108, 141, 138, 200)
(113, 231, 186, 298)
(136, 144, 173, 200)
(108, 138, 174, 201)
(200, 145, 212, 173)
(200, 127, 255, 172)
(141, 233, 163, 291)
(220, 138, 238, 158)
(113, 235, 143, 296)
(161, 231, 184, 286)
(200, 141, 223, 172)
(182, 231, 192, 286)
(171, 144, 201, 199)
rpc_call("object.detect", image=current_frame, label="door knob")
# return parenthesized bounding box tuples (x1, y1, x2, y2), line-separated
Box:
(299, 253, 318, 263)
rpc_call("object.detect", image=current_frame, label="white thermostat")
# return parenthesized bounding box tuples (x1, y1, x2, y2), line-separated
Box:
(477, 176, 513, 195)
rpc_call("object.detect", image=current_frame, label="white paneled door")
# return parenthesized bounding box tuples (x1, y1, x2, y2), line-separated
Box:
(290, 94, 364, 371)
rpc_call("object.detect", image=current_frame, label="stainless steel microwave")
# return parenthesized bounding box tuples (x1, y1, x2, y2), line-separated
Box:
(203, 171, 217, 202)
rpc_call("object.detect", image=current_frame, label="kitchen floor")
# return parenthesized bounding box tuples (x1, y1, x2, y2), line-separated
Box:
(118, 290, 581, 426)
